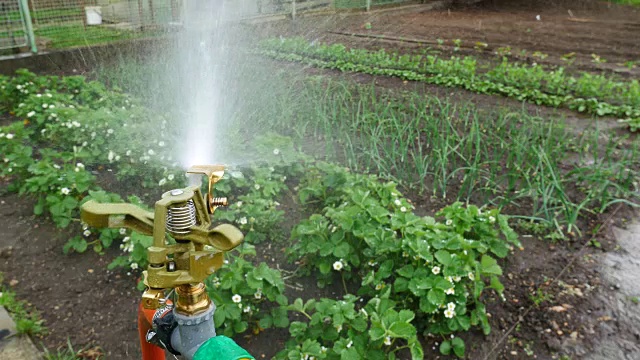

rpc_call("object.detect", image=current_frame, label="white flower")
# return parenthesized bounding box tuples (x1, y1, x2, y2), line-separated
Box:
(445, 287, 455, 295)
(90, 132, 96, 139)
(384, 336, 392, 346)
(232, 294, 242, 303)
(167, 174, 175, 181)
(107, 129, 114, 134)
(360, 308, 368, 317)
(336, 324, 342, 332)
(5, 134, 14, 140)
(158, 141, 165, 147)
(243, 306, 251, 313)
(125, 150, 132, 156)
(536, 15, 541, 21)
(115, 155, 120, 161)
(446, 219, 453, 226)
(346, 341, 353, 348)
(83, 230, 91, 237)
(254, 290, 262, 300)
(61, 187, 71, 195)
(468, 272, 475, 281)
(238, 217, 248, 225)
(394, 199, 401, 206)
(333, 260, 344, 271)
(76, 162, 85, 170)
(158, 178, 167, 186)
(42, 104, 48, 108)
(273, 148, 280, 155)
(148, 149, 155, 155)
(108, 150, 115, 162)
(375, 283, 385, 290)
(72, 121, 80, 127)
(463, 250, 468, 255)
(123, 236, 130, 243)
(400, 206, 407, 212)
(236, 201, 243, 208)
(432, 266, 441, 275)
(444, 309, 456, 318)
(489, 216, 496, 224)
(447, 302, 456, 311)
(27, 111, 36, 117)
(453, 276, 461, 282)
(130, 263, 139, 270)
(119, 228, 127, 235)
(321, 346, 327, 353)
(49, 104, 55, 109)
(254, 184, 260, 190)
(46, 93, 52, 98)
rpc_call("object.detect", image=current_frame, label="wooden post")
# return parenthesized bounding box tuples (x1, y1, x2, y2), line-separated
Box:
(366, 0, 371, 12)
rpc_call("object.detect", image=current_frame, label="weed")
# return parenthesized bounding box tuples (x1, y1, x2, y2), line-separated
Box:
(0, 273, 46, 336)
(530, 288, 553, 307)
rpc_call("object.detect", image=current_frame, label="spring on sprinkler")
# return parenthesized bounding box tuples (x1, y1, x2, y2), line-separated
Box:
(166, 199, 197, 234)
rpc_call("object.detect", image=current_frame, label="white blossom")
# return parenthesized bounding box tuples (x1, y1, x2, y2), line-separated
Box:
(159, 178, 167, 186)
(489, 216, 496, 223)
(27, 111, 36, 117)
(400, 206, 407, 212)
(447, 302, 456, 311)
(394, 199, 401, 206)
(333, 260, 344, 271)
(107, 129, 114, 134)
(232, 294, 242, 303)
(167, 174, 175, 181)
(119, 228, 127, 235)
(468, 272, 475, 281)
(130, 263, 139, 270)
(254, 290, 262, 300)
(445, 287, 455, 295)
(446, 219, 453, 226)
(432, 266, 441, 275)
(238, 217, 248, 225)
(61, 187, 71, 195)
(384, 336, 392, 346)
(5, 134, 14, 140)
(83, 230, 91, 237)
(273, 148, 280, 155)
(158, 141, 165, 147)
(444, 309, 456, 318)
(148, 149, 155, 156)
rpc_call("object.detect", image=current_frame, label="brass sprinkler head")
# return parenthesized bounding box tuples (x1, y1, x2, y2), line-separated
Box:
(80, 165, 243, 314)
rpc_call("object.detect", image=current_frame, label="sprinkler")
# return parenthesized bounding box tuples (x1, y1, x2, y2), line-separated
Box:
(81, 165, 254, 360)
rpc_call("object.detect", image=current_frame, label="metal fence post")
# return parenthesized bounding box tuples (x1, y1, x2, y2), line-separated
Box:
(18, 0, 37, 53)
(292, 0, 296, 19)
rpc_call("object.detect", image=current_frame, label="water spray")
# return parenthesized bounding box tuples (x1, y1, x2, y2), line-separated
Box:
(80, 165, 254, 360)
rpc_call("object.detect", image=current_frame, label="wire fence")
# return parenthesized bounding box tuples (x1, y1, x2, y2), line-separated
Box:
(0, 0, 29, 51)
(1, 0, 416, 54)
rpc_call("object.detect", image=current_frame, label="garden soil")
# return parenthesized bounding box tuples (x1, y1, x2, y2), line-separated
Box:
(2, 0, 640, 359)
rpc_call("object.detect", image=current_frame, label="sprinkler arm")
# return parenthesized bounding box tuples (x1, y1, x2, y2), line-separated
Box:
(81, 201, 155, 236)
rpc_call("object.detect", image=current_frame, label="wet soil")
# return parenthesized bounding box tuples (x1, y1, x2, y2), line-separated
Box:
(2, 1, 640, 359)
(258, 0, 640, 77)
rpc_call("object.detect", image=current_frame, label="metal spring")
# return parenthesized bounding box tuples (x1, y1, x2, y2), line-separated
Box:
(166, 199, 196, 234)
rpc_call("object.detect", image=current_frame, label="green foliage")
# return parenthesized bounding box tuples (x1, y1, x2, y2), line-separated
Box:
(258, 37, 640, 130)
(289, 162, 520, 355)
(277, 295, 423, 360)
(205, 244, 289, 337)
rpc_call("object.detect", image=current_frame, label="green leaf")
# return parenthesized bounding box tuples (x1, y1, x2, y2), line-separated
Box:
(480, 255, 502, 275)
(452, 337, 465, 358)
(388, 322, 416, 338)
(427, 288, 445, 305)
(368, 326, 385, 341)
(435, 250, 452, 266)
(439, 340, 451, 355)
(334, 242, 350, 258)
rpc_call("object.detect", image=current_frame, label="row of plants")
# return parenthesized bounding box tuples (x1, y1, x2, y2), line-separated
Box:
(257, 37, 640, 131)
(0, 70, 523, 358)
